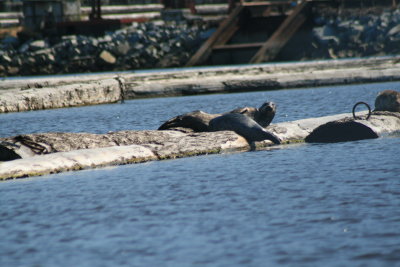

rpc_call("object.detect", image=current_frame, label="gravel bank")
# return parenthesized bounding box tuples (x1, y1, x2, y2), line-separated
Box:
(1, 7, 400, 77)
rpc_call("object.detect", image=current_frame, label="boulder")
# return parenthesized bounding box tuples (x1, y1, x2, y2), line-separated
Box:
(374, 90, 400, 112)
(29, 40, 47, 51)
(99, 50, 116, 64)
(388, 24, 400, 36)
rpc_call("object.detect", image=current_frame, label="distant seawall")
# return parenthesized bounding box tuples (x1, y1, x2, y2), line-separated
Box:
(1, 56, 400, 113)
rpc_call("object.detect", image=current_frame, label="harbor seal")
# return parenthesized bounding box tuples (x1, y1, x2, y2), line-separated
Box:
(209, 113, 281, 144)
(374, 90, 400, 112)
(158, 101, 277, 131)
(229, 101, 277, 127)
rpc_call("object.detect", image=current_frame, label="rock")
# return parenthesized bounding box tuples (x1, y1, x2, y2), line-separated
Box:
(29, 40, 47, 51)
(7, 66, 19, 75)
(374, 90, 400, 112)
(26, 56, 36, 64)
(0, 53, 12, 63)
(18, 42, 30, 53)
(313, 25, 340, 45)
(115, 41, 130, 55)
(99, 50, 116, 64)
(388, 24, 400, 36)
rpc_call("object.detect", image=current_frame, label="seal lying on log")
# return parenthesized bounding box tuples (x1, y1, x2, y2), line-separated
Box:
(158, 101, 277, 131)
(209, 113, 281, 144)
(158, 110, 216, 132)
(158, 101, 280, 144)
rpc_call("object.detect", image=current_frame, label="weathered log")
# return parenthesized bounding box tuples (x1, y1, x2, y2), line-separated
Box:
(0, 131, 248, 180)
(0, 79, 122, 113)
(0, 130, 250, 161)
(1, 57, 400, 113)
(1, 110, 399, 180)
(0, 112, 362, 180)
(305, 111, 400, 143)
(0, 110, 354, 162)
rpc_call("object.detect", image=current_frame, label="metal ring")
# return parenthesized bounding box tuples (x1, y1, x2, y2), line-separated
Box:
(352, 101, 371, 120)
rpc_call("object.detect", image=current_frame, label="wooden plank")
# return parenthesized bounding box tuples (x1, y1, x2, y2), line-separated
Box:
(214, 25, 240, 46)
(213, 42, 264, 50)
(241, 1, 293, 7)
(185, 5, 244, 66)
(250, 0, 310, 63)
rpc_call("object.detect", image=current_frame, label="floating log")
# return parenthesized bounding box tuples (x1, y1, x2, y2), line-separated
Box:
(1, 57, 400, 113)
(3, 110, 394, 180)
(0, 79, 122, 113)
(0, 111, 359, 162)
(0, 131, 248, 180)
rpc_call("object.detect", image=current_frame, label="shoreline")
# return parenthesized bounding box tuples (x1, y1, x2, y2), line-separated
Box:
(1, 5, 400, 77)
(1, 56, 400, 113)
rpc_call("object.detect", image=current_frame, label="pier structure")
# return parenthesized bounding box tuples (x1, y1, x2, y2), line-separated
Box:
(186, 0, 397, 66)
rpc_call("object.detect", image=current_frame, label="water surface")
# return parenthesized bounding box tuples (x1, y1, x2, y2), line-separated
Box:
(1, 82, 399, 266)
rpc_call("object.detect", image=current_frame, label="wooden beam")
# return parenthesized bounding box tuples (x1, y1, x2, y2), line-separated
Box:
(250, 0, 310, 63)
(185, 5, 243, 66)
(213, 42, 264, 50)
(241, 1, 293, 7)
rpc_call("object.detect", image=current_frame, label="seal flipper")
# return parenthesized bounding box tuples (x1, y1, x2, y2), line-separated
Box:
(209, 113, 281, 144)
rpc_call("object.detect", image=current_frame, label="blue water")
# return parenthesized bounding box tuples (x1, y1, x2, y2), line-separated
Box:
(1, 81, 399, 137)
(1, 81, 400, 266)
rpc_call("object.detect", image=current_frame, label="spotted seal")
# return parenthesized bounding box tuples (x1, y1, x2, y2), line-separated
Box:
(158, 101, 277, 131)
(209, 113, 281, 144)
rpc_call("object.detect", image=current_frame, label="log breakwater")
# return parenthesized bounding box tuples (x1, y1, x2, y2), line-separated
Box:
(1, 109, 399, 180)
(1, 56, 400, 113)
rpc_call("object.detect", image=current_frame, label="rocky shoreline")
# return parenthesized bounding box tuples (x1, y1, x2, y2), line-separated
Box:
(1, 6, 400, 77)
(0, 21, 211, 76)
(307, 6, 400, 60)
